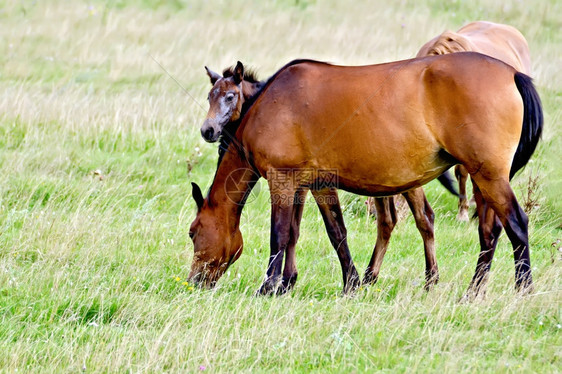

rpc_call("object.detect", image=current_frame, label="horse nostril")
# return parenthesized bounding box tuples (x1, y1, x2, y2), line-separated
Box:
(203, 127, 215, 140)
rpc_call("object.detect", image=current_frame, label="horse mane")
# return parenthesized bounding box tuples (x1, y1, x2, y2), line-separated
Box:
(217, 120, 242, 165)
(222, 65, 260, 83)
(427, 31, 473, 55)
(241, 59, 330, 117)
(217, 59, 331, 166)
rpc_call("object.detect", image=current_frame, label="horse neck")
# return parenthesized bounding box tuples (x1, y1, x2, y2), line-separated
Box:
(241, 80, 265, 100)
(208, 143, 257, 225)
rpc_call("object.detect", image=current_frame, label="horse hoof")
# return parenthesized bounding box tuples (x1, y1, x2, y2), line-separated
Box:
(255, 284, 275, 296)
(256, 277, 282, 296)
(424, 276, 439, 291)
(458, 293, 472, 304)
(515, 281, 534, 296)
(362, 272, 379, 286)
(279, 274, 298, 294)
(457, 210, 469, 222)
(342, 275, 361, 294)
(459, 285, 487, 303)
(424, 269, 439, 290)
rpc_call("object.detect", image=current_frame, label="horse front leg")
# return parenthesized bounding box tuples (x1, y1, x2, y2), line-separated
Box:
(402, 188, 439, 290)
(257, 178, 296, 296)
(311, 188, 360, 294)
(278, 188, 308, 294)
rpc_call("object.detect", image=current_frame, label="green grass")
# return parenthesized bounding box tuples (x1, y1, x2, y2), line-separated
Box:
(0, 0, 560, 372)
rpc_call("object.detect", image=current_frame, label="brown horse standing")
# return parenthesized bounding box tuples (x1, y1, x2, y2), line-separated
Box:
(417, 21, 532, 221)
(189, 53, 542, 297)
(200, 62, 437, 292)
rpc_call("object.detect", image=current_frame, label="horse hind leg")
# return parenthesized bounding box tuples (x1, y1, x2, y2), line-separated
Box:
(363, 196, 398, 285)
(463, 181, 503, 299)
(403, 188, 439, 290)
(455, 165, 470, 221)
(468, 175, 532, 296)
(312, 188, 361, 294)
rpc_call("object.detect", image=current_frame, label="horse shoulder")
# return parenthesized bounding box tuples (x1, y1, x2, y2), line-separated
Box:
(240, 69, 315, 171)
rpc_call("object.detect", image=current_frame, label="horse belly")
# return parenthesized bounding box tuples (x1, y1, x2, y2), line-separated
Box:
(305, 109, 448, 195)
(326, 146, 448, 195)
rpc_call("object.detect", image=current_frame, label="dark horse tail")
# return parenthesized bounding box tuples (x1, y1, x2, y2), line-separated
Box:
(437, 172, 459, 197)
(510, 72, 543, 179)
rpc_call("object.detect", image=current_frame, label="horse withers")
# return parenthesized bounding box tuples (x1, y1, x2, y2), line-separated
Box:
(189, 53, 542, 297)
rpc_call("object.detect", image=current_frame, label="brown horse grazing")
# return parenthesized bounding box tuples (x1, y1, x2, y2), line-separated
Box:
(417, 21, 532, 221)
(189, 53, 542, 297)
(199, 62, 438, 292)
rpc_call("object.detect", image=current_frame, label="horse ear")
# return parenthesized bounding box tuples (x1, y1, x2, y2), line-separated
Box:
(205, 66, 221, 85)
(233, 61, 244, 85)
(191, 182, 204, 210)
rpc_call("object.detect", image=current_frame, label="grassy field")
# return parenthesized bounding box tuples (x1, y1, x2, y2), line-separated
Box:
(0, 0, 560, 372)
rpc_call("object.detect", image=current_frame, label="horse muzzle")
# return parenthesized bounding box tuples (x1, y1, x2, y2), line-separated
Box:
(201, 122, 221, 143)
(187, 268, 219, 289)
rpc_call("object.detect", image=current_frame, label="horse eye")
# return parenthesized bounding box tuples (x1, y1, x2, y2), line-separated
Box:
(189, 231, 195, 239)
(225, 94, 235, 102)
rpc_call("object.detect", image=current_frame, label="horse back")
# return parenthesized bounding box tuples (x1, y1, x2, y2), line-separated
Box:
(417, 21, 531, 74)
(240, 54, 523, 192)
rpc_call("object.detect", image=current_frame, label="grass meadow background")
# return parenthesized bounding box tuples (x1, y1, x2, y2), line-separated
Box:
(0, 0, 560, 372)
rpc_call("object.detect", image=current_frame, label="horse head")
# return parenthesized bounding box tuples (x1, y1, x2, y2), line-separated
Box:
(187, 182, 244, 288)
(201, 61, 262, 142)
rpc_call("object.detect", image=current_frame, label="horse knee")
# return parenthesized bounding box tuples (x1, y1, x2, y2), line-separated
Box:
(377, 215, 395, 239)
(418, 221, 434, 238)
(338, 222, 348, 239)
(327, 223, 347, 243)
(414, 208, 434, 237)
(379, 215, 394, 229)
(289, 222, 300, 246)
(424, 202, 435, 224)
